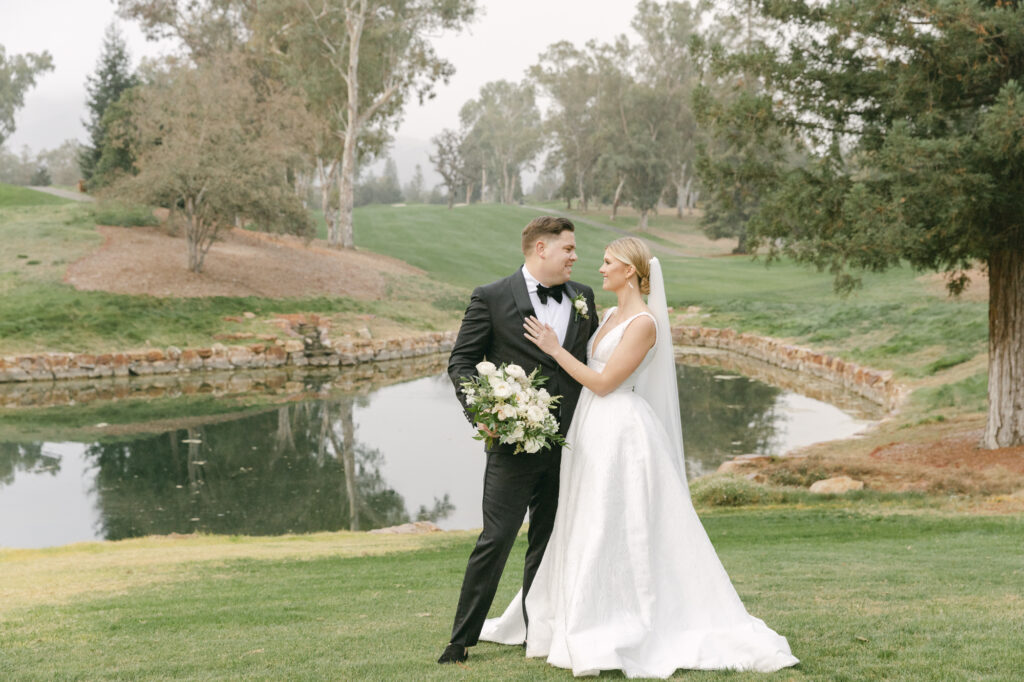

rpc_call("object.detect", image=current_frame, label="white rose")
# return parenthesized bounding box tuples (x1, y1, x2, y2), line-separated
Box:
(515, 391, 529, 405)
(475, 361, 498, 376)
(523, 437, 544, 454)
(575, 299, 587, 313)
(491, 379, 514, 399)
(526, 405, 547, 424)
(505, 364, 527, 380)
(535, 388, 551, 405)
(508, 424, 524, 442)
(496, 403, 518, 420)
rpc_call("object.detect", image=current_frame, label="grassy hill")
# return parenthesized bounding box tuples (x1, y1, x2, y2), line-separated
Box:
(0, 190, 990, 417)
(349, 203, 989, 415)
(0, 184, 72, 207)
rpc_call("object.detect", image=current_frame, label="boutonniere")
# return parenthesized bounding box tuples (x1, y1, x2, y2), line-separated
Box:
(572, 293, 590, 321)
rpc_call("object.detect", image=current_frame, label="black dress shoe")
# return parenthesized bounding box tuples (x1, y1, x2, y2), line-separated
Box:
(437, 643, 468, 664)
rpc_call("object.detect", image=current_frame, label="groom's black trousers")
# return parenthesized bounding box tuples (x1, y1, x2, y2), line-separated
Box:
(449, 447, 561, 647)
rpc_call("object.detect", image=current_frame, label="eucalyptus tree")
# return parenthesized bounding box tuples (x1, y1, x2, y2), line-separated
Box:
(429, 128, 463, 208)
(530, 41, 602, 211)
(694, 0, 791, 253)
(631, 0, 705, 218)
(116, 0, 254, 58)
(460, 80, 543, 204)
(252, 0, 477, 248)
(589, 39, 636, 220)
(714, 0, 1024, 448)
(0, 45, 53, 148)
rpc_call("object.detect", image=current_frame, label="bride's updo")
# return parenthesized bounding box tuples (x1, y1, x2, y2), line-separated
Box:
(607, 237, 652, 295)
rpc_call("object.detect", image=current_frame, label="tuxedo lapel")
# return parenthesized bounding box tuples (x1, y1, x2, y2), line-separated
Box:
(561, 281, 580, 353)
(510, 268, 535, 321)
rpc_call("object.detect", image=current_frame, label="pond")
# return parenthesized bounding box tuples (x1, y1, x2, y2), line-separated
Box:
(0, 355, 880, 548)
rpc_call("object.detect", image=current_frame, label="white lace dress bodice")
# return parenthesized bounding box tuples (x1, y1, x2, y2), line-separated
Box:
(480, 307, 799, 677)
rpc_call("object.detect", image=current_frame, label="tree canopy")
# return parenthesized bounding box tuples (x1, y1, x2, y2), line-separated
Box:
(705, 0, 1024, 448)
(0, 45, 53, 148)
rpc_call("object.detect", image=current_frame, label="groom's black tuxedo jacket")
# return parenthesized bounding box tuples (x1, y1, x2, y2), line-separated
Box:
(448, 268, 600, 455)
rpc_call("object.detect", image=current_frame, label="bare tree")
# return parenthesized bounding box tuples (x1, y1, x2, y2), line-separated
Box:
(112, 53, 312, 273)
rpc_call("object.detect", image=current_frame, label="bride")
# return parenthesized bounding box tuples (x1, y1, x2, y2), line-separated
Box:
(481, 237, 799, 677)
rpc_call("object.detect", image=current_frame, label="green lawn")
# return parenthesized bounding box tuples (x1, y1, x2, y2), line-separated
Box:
(0, 193, 991, 416)
(0, 184, 71, 207)
(348, 203, 988, 413)
(0, 189, 459, 354)
(1, 509, 1021, 680)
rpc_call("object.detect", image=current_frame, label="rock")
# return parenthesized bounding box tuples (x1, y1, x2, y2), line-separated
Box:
(368, 521, 442, 535)
(243, 311, 256, 319)
(357, 326, 372, 339)
(716, 454, 774, 474)
(809, 476, 865, 494)
(283, 339, 304, 353)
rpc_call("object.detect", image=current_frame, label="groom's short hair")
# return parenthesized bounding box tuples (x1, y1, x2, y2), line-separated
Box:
(522, 216, 575, 254)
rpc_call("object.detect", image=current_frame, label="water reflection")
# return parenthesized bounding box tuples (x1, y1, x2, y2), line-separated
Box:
(0, 361, 873, 548)
(84, 399, 454, 540)
(676, 365, 782, 478)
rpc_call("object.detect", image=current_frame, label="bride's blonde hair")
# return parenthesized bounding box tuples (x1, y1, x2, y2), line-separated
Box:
(606, 237, 652, 295)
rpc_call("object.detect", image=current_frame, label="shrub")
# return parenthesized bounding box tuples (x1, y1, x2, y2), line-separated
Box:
(91, 200, 160, 227)
(689, 475, 783, 507)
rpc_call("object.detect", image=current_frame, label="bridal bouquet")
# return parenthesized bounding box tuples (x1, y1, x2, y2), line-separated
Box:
(461, 361, 566, 454)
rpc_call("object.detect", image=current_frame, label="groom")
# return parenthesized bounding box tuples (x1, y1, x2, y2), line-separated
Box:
(438, 216, 599, 664)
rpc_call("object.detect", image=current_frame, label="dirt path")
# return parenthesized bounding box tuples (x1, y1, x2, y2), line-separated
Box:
(65, 225, 424, 299)
(27, 186, 94, 202)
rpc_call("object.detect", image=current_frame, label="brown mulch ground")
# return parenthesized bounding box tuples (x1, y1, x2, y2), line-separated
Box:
(65, 225, 423, 299)
(739, 417, 1024, 503)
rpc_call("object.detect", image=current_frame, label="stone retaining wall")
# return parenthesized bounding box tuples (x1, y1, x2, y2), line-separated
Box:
(0, 331, 458, 384)
(0, 325, 904, 413)
(672, 326, 905, 411)
(0, 355, 448, 411)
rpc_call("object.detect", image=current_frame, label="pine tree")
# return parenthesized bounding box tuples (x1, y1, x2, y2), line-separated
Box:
(709, 0, 1024, 448)
(79, 24, 137, 187)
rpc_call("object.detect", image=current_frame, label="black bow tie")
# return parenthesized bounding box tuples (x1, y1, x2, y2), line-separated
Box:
(536, 283, 565, 305)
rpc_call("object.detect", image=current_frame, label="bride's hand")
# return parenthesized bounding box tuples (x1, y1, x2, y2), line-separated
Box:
(524, 316, 561, 356)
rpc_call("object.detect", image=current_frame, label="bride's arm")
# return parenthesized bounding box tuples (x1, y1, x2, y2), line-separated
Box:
(524, 315, 655, 397)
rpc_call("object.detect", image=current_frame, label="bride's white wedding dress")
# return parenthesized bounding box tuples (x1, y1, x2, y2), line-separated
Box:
(480, 300, 799, 678)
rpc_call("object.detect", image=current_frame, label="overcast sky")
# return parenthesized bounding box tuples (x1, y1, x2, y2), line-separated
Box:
(1, 0, 643, 161)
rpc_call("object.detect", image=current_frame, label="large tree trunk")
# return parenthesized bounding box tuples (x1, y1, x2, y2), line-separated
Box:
(501, 163, 511, 204)
(331, 2, 364, 250)
(336, 141, 356, 249)
(983, 247, 1024, 448)
(638, 208, 649, 231)
(480, 167, 487, 202)
(318, 160, 338, 242)
(577, 170, 586, 212)
(610, 176, 626, 221)
(184, 197, 214, 274)
(464, 181, 473, 205)
(733, 232, 748, 255)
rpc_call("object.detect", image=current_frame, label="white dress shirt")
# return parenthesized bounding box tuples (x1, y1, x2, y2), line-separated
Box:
(522, 265, 571, 346)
